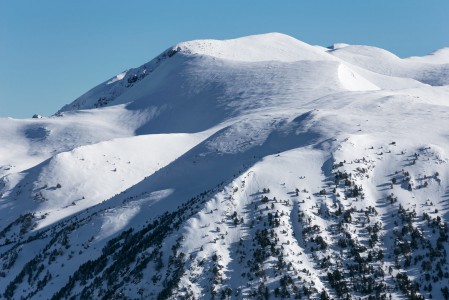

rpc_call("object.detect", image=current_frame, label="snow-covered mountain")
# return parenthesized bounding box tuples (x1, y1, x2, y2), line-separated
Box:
(1, 33, 449, 300)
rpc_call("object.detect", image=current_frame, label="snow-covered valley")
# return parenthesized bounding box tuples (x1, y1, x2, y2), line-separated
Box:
(1, 33, 449, 299)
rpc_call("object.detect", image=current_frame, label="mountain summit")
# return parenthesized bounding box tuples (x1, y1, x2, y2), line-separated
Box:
(1, 33, 449, 300)
(57, 33, 376, 114)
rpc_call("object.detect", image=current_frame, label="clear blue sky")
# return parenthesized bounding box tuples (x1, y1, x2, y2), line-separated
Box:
(1, 1, 448, 118)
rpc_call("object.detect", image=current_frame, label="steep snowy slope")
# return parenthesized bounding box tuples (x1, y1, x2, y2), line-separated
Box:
(1, 129, 215, 230)
(1, 33, 449, 300)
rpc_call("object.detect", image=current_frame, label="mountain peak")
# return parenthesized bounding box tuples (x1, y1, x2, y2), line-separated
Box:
(56, 33, 338, 114)
(172, 32, 333, 62)
(2, 32, 449, 300)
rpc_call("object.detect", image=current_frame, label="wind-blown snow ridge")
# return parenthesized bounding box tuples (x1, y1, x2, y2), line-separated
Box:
(1, 33, 449, 300)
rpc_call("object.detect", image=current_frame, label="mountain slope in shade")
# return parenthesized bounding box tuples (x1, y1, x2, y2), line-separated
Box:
(1, 33, 449, 300)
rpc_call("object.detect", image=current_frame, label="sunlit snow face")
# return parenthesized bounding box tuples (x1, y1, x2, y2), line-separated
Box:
(2, 33, 449, 300)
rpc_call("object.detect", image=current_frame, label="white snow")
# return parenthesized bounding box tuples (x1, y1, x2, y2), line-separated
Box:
(329, 44, 449, 86)
(337, 64, 379, 91)
(1, 32, 449, 300)
(173, 32, 335, 62)
(406, 47, 449, 64)
(106, 70, 128, 85)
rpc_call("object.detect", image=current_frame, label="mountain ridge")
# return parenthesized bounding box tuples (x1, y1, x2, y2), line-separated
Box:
(1, 33, 449, 300)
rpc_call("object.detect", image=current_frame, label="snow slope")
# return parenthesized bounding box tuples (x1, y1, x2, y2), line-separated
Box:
(329, 44, 449, 86)
(1, 33, 449, 300)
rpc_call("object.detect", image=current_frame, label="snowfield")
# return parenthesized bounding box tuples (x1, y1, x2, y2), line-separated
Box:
(1, 33, 449, 300)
